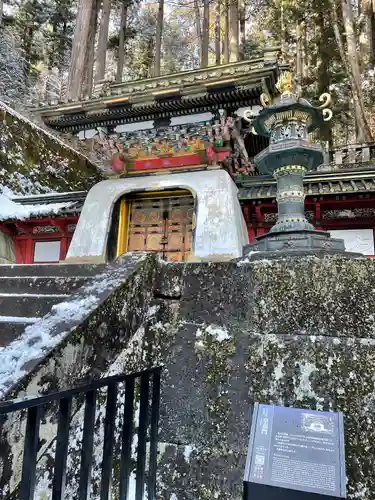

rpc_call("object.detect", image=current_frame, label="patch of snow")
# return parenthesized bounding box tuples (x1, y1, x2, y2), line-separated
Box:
(170, 494, 178, 500)
(183, 444, 195, 463)
(0, 192, 75, 221)
(50, 296, 97, 319)
(0, 184, 15, 198)
(147, 305, 159, 318)
(0, 293, 98, 398)
(128, 472, 148, 500)
(134, 401, 140, 427)
(0, 293, 69, 298)
(11, 190, 87, 200)
(0, 316, 39, 324)
(237, 257, 250, 266)
(205, 324, 231, 342)
(236, 251, 259, 266)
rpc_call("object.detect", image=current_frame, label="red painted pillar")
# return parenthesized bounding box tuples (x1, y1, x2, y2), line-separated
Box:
(25, 238, 34, 264)
(14, 239, 24, 264)
(248, 227, 256, 243)
(60, 236, 68, 261)
(255, 205, 265, 237)
(243, 205, 250, 224)
(314, 201, 323, 230)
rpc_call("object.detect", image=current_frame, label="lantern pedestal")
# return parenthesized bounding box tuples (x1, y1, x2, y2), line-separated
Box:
(241, 73, 352, 259)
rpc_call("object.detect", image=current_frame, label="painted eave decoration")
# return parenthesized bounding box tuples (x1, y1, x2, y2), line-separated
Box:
(33, 50, 282, 131)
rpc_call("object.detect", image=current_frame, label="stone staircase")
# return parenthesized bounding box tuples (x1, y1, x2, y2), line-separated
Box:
(0, 263, 105, 348)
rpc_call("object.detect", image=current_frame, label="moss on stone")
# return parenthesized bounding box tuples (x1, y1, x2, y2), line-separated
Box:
(0, 103, 103, 194)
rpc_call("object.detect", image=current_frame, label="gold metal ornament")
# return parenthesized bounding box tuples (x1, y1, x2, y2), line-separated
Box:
(318, 93, 331, 109)
(322, 109, 333, 121)
(243, 109, 253, 123)
(260, 93, 272, 108)
(275, 71, 294, 96)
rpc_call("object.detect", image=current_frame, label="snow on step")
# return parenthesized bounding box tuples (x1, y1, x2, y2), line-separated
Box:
(0, 316, 39, 324)
(0, 293, 70, 298)
(0, 276, 92, 279)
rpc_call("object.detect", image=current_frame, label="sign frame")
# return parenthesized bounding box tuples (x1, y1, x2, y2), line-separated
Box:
(244, 403, 347, 499)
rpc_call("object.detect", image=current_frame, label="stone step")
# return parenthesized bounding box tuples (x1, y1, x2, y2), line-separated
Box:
(0, 294, 69, 318)
(0, 317, 39, 347)
(0, 276, 89, 295)
(0, 264, 106, 278)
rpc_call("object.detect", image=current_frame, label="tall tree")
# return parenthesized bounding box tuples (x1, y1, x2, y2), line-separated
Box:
(116, 0, 129, 81)
(229, 0, 239, 62)
(153, 0, 164, 76)
(194, 0, 202, 64)
(201, 0, 209, 67)
(215, 0, 221, 64)
(96, 0, 111, 81)
(223, 0, 230, 63)
(239, 0, 245, 59)
(296, 20, 303, 94)
(82, 0, 99, 96)
(330, 0, 372, 142)
(67, 0, 94, 99)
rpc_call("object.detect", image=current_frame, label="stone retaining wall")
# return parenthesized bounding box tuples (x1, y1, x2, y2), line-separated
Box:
(1, 254, 375, 499)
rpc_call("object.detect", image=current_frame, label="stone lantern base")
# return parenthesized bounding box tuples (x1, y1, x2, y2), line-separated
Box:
(242, 228, 362, 260)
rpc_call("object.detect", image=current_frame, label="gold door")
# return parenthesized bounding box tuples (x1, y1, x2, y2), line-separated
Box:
(120, 193, 194, 262)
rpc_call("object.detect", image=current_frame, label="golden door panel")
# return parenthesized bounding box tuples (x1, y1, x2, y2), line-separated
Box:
(124, 194, 194, 261)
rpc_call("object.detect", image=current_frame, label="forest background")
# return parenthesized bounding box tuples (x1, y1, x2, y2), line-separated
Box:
(1, 0, 375, 147)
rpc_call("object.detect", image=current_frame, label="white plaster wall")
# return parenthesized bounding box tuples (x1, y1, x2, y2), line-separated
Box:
(66, 170, 249, 263)
(329, 229, 374, 255)
(0, 230, 16, 264)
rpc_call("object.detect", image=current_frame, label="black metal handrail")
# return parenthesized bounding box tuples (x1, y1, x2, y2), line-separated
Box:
(0, 367, 162, 500)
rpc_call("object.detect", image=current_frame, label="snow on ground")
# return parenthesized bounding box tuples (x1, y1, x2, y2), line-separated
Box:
(0, 192, 75, 221)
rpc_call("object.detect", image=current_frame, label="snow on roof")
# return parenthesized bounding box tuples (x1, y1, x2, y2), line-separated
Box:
(0, 193, 75, 221)
(11, 190, 87, 201)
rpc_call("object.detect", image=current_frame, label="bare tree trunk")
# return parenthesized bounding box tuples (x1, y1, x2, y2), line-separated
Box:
(215, 0, 221, 64)
(201, 0, 209, 67)
(153, 0, 165, 76)
(280, 0, 287, 61)
(361, 0, 375, 63)
(330, 0, 372, 142)
(194, 0, 202, 64)
(96, 0, 111, 82)
(223, 0, 230, 63)
(296, 21, 303, 94)
(116, 1, 128, 82)
(239, 0, 245, 59)
(229, 0, 239, 62)
(82, 0, 99, 97)
(0, 0, 3, 26)
(302, 21, 309, 78)
(316, 9, 332, 144)
(67, 0, 94, 100)
(341, 0, 373, 142)
(371, 0, 375, 62)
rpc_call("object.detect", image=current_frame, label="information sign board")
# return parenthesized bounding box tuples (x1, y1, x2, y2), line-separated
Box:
(244, 404, 346, 498)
